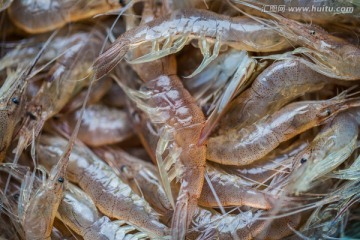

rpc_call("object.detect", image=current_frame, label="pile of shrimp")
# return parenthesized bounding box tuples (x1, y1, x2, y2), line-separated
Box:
(0, 0, 360, 239)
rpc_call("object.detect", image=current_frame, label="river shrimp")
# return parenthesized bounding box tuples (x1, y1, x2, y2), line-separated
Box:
(199, 163, 275, 209)
(37, 134, 170, 238)
(57, 183, 148, 240)
(58, 104, 134, 147)
(231, 0, 360, 80)
(189, 207, 301, 240)
(286, 110, 359, 194)
(13, 28, 105, 162)
(7, 0, 119, 34)
(93, 145, 173, 218)
(93, 8, 291, 79)
(115, 74, 206, 239)
(207, 89, 360, 166)
(220, 59, 329, 131)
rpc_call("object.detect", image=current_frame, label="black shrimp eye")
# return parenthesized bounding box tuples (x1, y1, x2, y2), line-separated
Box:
(120, 165, 127, 172)
(57, 177, 64, 183)
(300, 158, 307, 164)
(310, 30, 316, 35)
(13, 193, 20, 200)
(326, 109, 331, 116)
(11, 97, 20, 105)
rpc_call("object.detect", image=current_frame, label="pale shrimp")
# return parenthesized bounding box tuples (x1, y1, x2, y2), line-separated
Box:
(231, 0, 360, 80)
(220, 60, 329, 131)
(92, 145, 173, 218)
(14, 28, 105, 162)
(57, 183, 148, 240)
(37, 134, 170, 238)
(199, 163, 275, 209)
(7, 0, 119, 34)
(189, 207, 301, 239)
(93, 8, 291, 79)
(58, 104, 134, 147)
(222, 138, 309, 186)
(207, 90, 360, 166)
(0, 30, 58, 163)
(286, 110, 359, 194)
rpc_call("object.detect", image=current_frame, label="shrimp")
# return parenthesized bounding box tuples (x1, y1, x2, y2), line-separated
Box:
(57, 183, 148, 240)
(231, 0, 360, 80)
(93, 145, 173, 218)
(222, 137, 309, 186)
(0, 67, 28, 162)
(7, 0, 119, 34)
(114, 74, 206, 239)
(37, 134, 170, 238)
(58, 104, 134, 147)
(207, 89, 360, 166)
(189, 207, 301, 239)
(93, 8, 291, 79)
(14, 28, 105, 162)
(220, 60, 329, 131)
(199, 163, 275, 209)
(286, 110, 359, 194)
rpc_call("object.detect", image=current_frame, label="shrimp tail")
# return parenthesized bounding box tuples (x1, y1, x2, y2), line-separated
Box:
(93, 39, 130, 79)
(171, 186, 197, 240)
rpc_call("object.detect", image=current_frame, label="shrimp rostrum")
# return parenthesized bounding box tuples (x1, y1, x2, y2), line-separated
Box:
(94, 8, 291, 79)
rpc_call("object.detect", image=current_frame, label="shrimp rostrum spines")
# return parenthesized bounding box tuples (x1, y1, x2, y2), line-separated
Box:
(207, 89, 360, 166)
(93, 8, 290, 79)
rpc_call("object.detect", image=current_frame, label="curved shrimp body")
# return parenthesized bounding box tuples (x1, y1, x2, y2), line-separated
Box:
(37, 135, 169, 238)
(7, 0, 119, 34)
(286, 111, 359, 194)
(0, 67, 28, 162)
(61, 104, 133, 147)
(93, 146, 173, 217)
(15, 29, 104, 158)
(199, 164, 275, 209)
(57, 183, 148, 240)
(117, 74, 206, 239)
(221, 60, 328, 130)
(189, 207, 301, 240)
(207, 93, 360, 166)
(94, 9, 290, 79)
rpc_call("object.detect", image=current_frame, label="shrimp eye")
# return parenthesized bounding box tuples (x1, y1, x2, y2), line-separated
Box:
(57, 177, 64, 183)
(120, 165, 127, 172)
(13, 193, 20, 200)
(326, 109, 331, 116)
(310, 30, 316, 35)
(11, 97, 20, 105)
(300, 158, 307, 164)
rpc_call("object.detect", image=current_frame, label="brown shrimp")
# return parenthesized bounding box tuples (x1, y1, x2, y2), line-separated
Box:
(220, 59, 329, 131)
(57, 183, 148, 240)
(37, 134, 170, 238)
(207, 90, 360, 166)
(93, 8, 291, 79)
(231, 0, 360, 80)
(58, 104, 134, 147)
(7, 0, 119, 34)
(116, 74, 206, 240)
